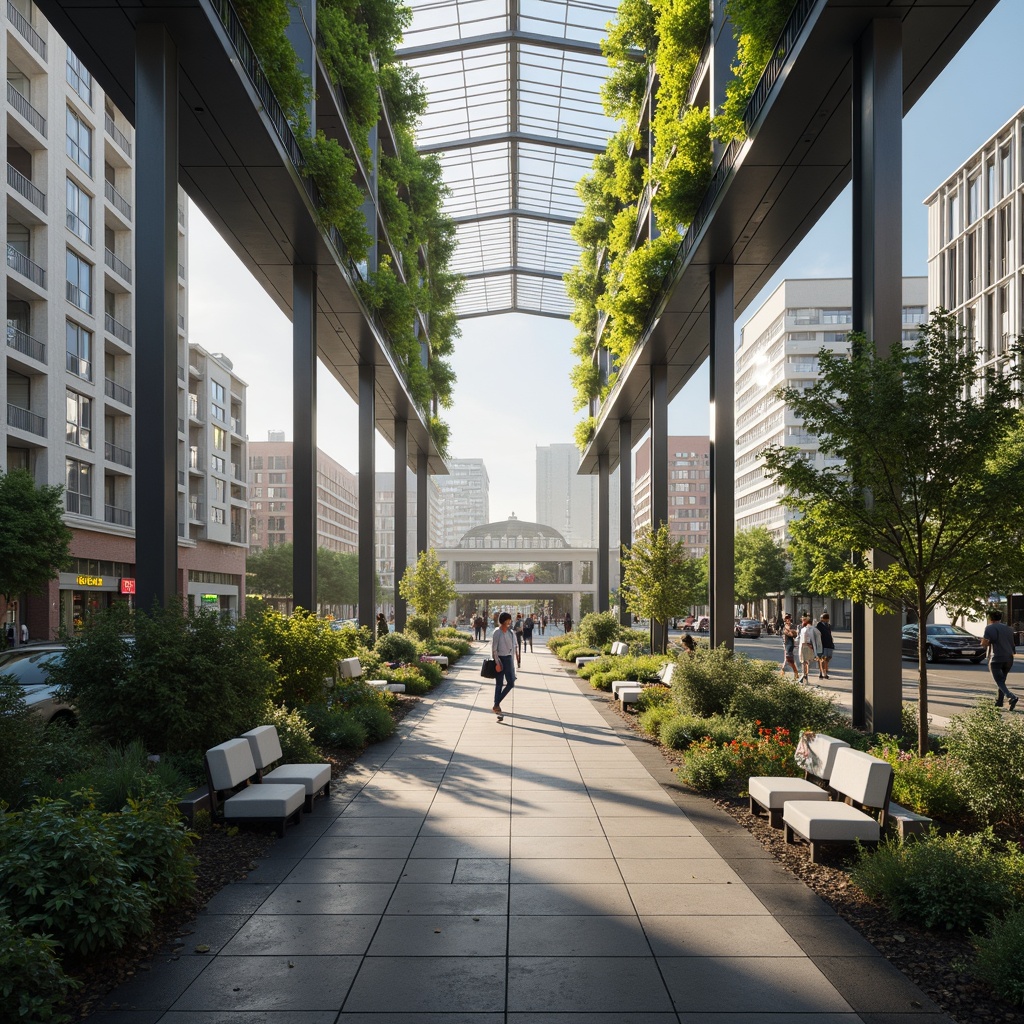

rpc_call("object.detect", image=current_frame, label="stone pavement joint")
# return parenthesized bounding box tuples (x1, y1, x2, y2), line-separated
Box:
(85, 642, 954, 1023)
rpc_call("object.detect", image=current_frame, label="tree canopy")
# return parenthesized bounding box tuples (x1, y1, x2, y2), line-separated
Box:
(245, 543, 359, 610)
(733, 526, 788, 609)
(0, 469, 72, 604)
(762, 311, 1024, 753)
(398, 548, 458, 636)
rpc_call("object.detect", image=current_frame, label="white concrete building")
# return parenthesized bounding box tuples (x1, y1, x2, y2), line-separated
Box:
(535, 441, 621, 549)
(432, 457, 488, 547)
(734, 277, 927, 547)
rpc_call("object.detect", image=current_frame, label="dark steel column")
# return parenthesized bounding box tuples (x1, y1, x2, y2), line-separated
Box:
(852, 18, 902, 734)
(597, 452, 609, 612)
(417, 450, 428, 556)
(292, 265, 317, 612)
(618, 418, 632, 628)
(710, 264, 735, 651)
(650, 365, 668, 652)
(394, 420, 408, 630)
(358, 364, 376, 628)
(134, 25, 178, 610)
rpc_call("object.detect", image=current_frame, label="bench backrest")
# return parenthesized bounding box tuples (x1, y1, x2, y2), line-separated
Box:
(610, 641, 628, 656)
(206, 737, 257, 791)
(803, 733, 850, 781)
(241, 725, 283, 770)
(338, 657, 363, 679)
(659, 662, 675, 686)
(830, 747, 893, 810)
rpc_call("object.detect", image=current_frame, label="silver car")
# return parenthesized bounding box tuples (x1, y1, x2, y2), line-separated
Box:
(0, 643, 75, 725)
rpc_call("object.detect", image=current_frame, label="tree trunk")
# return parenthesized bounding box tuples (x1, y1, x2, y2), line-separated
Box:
(916, 586, 929, 757)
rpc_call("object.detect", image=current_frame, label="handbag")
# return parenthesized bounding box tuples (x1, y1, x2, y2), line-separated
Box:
(480, 658, 497, 679)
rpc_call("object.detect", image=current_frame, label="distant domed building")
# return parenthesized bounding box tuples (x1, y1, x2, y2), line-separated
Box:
(457, 514, 569, 550)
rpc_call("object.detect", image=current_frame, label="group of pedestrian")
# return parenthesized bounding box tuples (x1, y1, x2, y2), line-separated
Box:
(780, 610, 834, 682)
(5, 623, 28, 648)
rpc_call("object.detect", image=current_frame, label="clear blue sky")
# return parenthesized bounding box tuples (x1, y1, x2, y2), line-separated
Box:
(187, 0, 1024, 523)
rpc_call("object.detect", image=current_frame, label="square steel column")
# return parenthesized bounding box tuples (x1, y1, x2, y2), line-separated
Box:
(394, 420, 408, 630)
(134, 25, 178, 610)
(710, 264, 735, 651)
(650, 365, 668, 651)
(292, 265, 317, 611)
(597, 452, 609, 612)
(417, 450, 428, 556)
(618, 418, 632, 627)
(852, 18, 902, 735)
(358, 364, 376, 627)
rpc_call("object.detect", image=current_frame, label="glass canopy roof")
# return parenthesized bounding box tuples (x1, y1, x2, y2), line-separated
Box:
(399, 0, 621, 318)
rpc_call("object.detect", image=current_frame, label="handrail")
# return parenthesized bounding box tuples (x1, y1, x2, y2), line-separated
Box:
(104, 180, 132, 220)
(7, 163, 46, 211)
(6, 0, 46, 59)
(7, 403, 45, 436)
(104, 312, 132, 346)
(6, 324, 45, 362)
(104, 247, 133, 283)
(7, 244, 45, 287)
(6, 81, 46, 136)
(104, 111, 133, 158)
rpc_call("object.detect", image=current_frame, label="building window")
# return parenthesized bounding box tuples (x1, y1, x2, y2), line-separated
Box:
(968, 175, 981, 225)
(66, 250, 93, 313)
(948, 192, 960, 240)
(213, 426, 226, 451)
(211, 455, 226, 473)
(66, 178, 92, 245)
(1001, 145, 1013, 198)
(66, 51, 93, 105)
(66, 390, 93, 449)
(211, 404, 226, 422)
(65, 321, 93, 381)
(211, 507, 225, 524)
(214, 479, 226, 503)
(66, 108, 92, 176)
(820, 309, 851, 324)
(212, 381, 225, 402)
(66, 457, 92, 515)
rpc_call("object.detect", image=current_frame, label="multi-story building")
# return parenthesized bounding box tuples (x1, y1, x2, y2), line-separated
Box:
(432, 457, 488, 547)
(536, 442, 621, 549)
(247, 434, 359, 555)
(633, 436, 711, 557)
(375, 470, 443, 611)
(734, 277, 927, 546)
(925, 106, 1023, 383)
(2, 7, 247, 635)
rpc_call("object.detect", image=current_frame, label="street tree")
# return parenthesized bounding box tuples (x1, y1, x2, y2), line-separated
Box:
(620, 523, 707, 653)
(399, 548, 458, 636)
(734, 526, 788, 614)
(245, 543, 294, 599)
(762, 311, 1024, 754)
(0, 469, 72, 606)
(787, 510, 851, 599)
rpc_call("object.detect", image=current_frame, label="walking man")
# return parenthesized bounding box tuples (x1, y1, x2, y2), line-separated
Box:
(815, 611, 835, 679)
(797, 612, 822, 683)
(982, 609, 1019, 711)
(522, 613, 535, 653)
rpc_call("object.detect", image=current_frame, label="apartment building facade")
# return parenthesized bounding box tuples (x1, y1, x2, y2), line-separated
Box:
(3, 3, 247, 635)
(375, 470, 443, 612)
(734, 277, 928, 547)
(633, 435, 711, 557)
(432, 457, 489, 547)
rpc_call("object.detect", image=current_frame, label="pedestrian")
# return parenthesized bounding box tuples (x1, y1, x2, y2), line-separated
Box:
(541, 614, 548, 635)
(522, 613, 535, 652)
(491, 611, 517, 721)
(20, 622, 28, 644)
(982, 609, 1019, 711)
(564, 612, 572, 633)
(815, 611, 835, 679)
(797, 612, 822, 683)
(474, 613, 483, 641)
(5, 623, 13, 649)
(375, 612, 389, 644)
(780, 613, 799, 679)
(513, 613, 524, 665)
(680, 633, 696, 655)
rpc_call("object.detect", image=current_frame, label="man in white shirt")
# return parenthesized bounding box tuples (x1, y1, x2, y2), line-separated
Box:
(797, 612, 822, 683)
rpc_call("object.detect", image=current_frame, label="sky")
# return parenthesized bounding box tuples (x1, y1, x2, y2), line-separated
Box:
(186, 0, 1024, 525)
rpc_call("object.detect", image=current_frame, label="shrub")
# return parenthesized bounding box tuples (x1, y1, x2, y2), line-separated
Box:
(0, 912, 76, 1023)
(0, 676, 44, 807)
(256, 608, 345, 706)
(678, 726, 799, 792)
(617, 629, 650, 655)
(386, 665, 433, 696)
(974, 907, 1024, 1005)
(578, 611, 622, 649)
(405, 614, 432, 640)
(851, 828, 1024, 931)
(634, 684, 673, 713)
(671, 644, 763, 717)
(728, 679, 842, 735)
(416, 659, 444, 688)
(547, 634, 576, 656)
(676, 738, 734, 790)
(349, 701, 396, 743)
(376, 631, 421, 664)
(662, 714, 751, 752)
(945, 702, 1024, 830)
(261, 703, 320, 763)
(867, 738, 967, 821)
(302, 702, 368, 749)
(563, 645, 601, 663)
(637, 704, 678, 739)
(72, 739, 191, 813)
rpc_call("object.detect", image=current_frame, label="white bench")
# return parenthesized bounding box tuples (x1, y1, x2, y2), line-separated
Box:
(887, 801, 933, 840)
(242, 725, 331, 813)
(748, 732, 849, 829)
(782, 747, 894, 863)
(338, 656, 405, 693)
(576, 655, 601, 668)
(612, 661, 675, 705)
(204, 738, 305, 837)
(421, 654, 449, 668)
(610, 641, 629, 656)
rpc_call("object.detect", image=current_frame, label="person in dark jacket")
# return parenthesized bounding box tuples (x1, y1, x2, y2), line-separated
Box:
(376, 612, 389, 643)
(522, 614, 535, 652)
(815, 611, 835, 679)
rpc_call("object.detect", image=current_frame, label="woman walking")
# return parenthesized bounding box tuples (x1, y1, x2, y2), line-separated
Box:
(780, 613, 799, 679)
(492, 611, 517, 721)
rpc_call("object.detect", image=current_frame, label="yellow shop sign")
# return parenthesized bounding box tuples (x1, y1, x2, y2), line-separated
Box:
(76, 575, 106, 587)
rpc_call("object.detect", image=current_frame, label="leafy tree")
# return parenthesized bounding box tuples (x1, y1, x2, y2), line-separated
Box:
(0, 469, 72, 606)
(621, 524, 707, 653)
(246, 542, 294, 599)
(398, 548, 458, 637)
(318, 548, 358, 609)
(762, 312, 1024, 754)
(786, 506, 855, 596)
(734, 526, 788, 611)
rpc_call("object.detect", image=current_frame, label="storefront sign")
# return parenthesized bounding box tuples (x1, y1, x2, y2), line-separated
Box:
(120, 578, 136, 595)
(200, 594, 218, 604)
(76, 575, 107, 588)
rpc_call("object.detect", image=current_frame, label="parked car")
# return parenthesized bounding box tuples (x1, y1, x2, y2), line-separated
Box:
(0, 643, 75, 724)
(696, 617, 710, 633)
(900, 623, 985, 664)
(735, 618, 763, 638)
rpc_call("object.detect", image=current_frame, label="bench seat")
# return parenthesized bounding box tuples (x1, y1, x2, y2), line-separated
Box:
(576, 655, 601, 668)
(242, 725, 332, 813)
(748, 777, 829, 829)
(421, 655, 449, 667)
(888, 801, 932, 840)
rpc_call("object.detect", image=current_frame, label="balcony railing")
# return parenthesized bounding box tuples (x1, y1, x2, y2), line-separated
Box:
(188, 394, 199, 418)
(188, 356, 202, 376)
(230, 526, 244, 543)
(189, 449, 204, 471)
(177, 262, 185, 279)
(7, 244, 45, 287)
(7, 403, 45, 436)
(104, 377, 132, 406)
(104, 504, 132, 526)
(104, 312, 132, 347)
(66, 281, 91, 313)
(7, 1, 46, 59)
(7, 163, 46, 212)
(178, 313, 186, 331)
(188, 500, 205, 521)
(178, 470, 186, 486)
(6, 324, 45, 362)
(232, 462, 244, 481)
(6, 81, 46, 136)
(104, 180, 132, 220)
(177, 204, 185, 226)
(178, 417, 185, 434)
(230, 416, 242, 435)
(104, 440, 132, 467)
(104, 248, 132, 283)
(103, 111, 132, 158)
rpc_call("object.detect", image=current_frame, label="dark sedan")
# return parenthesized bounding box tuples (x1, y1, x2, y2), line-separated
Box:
(0, 643, 74, 724)
(734, 618, 763, 638)
(901, 624, 985, 664)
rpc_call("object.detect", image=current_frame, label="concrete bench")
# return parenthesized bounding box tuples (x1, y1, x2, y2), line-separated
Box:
(338, 656, 405, 693)
(887, 801, 932, 840)
(783, 747, 893, 863)
(610, 660, 675, 704)
(576, 655, 601, 669)
(421, 654, 449, 668)
(242, 725, 331, 813)
(205, 738, 305, 837)
(748, 732, 849, 829)
(610, 641, 629, 656)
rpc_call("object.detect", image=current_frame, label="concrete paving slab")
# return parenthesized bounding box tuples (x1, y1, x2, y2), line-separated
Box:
(201, 884, 275, 916)
(255, 883, 394, 916)
(608, 835, 717, 859)
(507, 956, 674, 1012)
(96, 956, 211, 1011)
(220, 914, 379, 955)
(306, 835, 417, 858)
(283, 858, 407, 883)
(508, 914, 650, 956)
(510, 816, 603, 836)
(510, 835, 613, 859)
(165, 915, 248, 956)
(616, 857, 744, 883)
(398, 859, 458, 882)
(384, 881, 508, 916)
(342, 956, 506, 1013)
(367, 914, 508, 955)
(509, 881, 636, 916)
(641, 914, 805, 956)
(410, 835, 511, 859)
(160, 1013, 338, 1024)
(510, 858, 621, 883)
(322, 816, 424, 837)
(627, 882, 771, 916)
(419, 817, 511, 836)
(453, 858, 510, 882)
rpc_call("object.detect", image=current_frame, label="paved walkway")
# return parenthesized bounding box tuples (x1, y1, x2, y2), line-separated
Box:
(89, 645, 951, 1023)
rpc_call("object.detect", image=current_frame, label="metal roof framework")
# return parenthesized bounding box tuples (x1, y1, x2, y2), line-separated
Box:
(398, 0, 621, 319)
